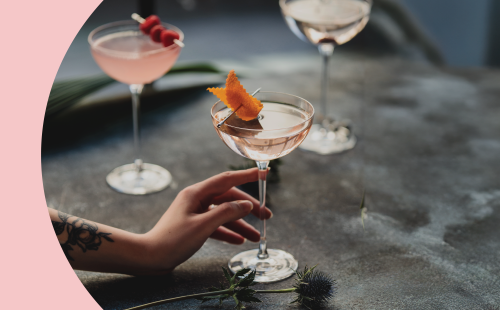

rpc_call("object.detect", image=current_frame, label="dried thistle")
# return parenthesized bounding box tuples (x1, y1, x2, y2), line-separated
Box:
(124, 265, 336, 310)
(291, 265, 336, 309)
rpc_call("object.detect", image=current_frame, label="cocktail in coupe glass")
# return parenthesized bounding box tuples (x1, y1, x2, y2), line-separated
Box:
(88, 20, 184, 195)
(211, 91, 314, 282)
(280, 0, 371, 155)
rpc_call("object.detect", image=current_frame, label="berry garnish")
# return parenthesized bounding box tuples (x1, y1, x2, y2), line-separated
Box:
(161, 30, 180, 47)
(131, 13, 184, 47)
(139, 15, 160, 34)
(150, 25, 165, 43)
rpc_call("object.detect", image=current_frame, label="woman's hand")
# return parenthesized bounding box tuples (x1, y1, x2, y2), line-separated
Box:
(142, 168, 271, 275)
(49, 168, 270, 276)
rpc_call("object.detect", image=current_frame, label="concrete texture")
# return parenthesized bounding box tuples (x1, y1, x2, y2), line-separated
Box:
(42, 54, 500, 309)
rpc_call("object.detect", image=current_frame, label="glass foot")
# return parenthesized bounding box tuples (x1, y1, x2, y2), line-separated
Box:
(299, 122, 356, 155)
(106, 162, 172, 195)
(229, 249, 298, 283)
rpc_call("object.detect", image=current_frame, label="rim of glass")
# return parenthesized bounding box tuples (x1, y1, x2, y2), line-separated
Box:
(279, 0, 373, 10)
(210, 91, 315, 132)
(88, 20, 184, 58)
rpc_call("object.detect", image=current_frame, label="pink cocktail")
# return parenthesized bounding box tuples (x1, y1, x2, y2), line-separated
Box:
(89, 20, 184, 195)
(211, 92, 314, 283)
(90, 25, 181, 85)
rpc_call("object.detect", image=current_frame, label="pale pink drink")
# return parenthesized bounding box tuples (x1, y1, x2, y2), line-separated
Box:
(89, 21, 184, 195)
(213, 103, 312, 161)
(90, 30, 181, 85)
(281, 0, 370, 46)
(211, 91, 314, 283)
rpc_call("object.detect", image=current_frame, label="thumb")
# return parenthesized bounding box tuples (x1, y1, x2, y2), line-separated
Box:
(202, 200, 253, 228)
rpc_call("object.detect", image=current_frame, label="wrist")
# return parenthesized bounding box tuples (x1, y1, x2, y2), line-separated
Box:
(132, 232, 175, 276)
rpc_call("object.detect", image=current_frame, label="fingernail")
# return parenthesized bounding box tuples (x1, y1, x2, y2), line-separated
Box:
(269, 211, 273, 219)
(235, 200, 253, 211)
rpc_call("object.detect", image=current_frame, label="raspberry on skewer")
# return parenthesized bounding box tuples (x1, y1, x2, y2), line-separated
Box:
(150, 25, 165, 43)
(131, 13, 184, 48)
(135, 14, 160, 34)
(161, 29, 181, 47)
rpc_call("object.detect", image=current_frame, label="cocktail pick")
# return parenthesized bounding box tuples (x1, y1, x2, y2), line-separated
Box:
(216, 87, 261, 128)
(131, 13, 185, 48)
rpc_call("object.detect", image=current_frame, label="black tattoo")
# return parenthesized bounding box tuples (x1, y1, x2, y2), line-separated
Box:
(52, 211, 114, 261)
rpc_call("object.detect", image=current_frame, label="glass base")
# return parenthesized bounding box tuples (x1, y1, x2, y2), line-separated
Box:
(299, 122, 356, 155)
(106, 163, 172, 195)
(229, 249, 298, 283)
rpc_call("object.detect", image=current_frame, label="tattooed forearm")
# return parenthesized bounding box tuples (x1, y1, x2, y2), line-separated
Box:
(52, 211, 114, 261)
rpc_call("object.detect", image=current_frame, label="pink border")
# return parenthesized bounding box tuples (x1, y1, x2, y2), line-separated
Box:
(2, 0, 102, 309)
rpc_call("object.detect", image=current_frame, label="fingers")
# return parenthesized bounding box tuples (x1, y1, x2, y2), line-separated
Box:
(209, 219, 261, 244)
(190, 168, 259, 206)
(210, 226, 245, 244)
(199, 200, 253, 230)
(223, 219, 260, 243)
(211, 187, 273, 220)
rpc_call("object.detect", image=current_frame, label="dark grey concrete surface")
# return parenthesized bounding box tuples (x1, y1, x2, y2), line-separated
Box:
(42, 55, 500, 309)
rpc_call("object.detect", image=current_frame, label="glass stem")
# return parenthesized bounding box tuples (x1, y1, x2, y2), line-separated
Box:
(318, 43, 334, 124)
(130, 84, 145, 174)
(256, 160, 270, 259)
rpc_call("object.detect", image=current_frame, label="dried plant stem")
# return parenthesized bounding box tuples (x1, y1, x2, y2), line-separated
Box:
(124, 289, 233, 310)
(123, 288, 297, 310)
(255, 288, 296, 294)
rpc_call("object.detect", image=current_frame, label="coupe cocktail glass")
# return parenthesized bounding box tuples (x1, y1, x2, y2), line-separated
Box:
(211, 92, 314, 282)
(280, 0, 371, 155)
(88, 20, 184, 195)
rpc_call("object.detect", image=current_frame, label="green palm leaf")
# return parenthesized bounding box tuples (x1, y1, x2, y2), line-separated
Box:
(45, 62, 223, 118)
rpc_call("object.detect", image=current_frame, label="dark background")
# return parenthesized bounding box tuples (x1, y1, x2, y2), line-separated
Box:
(56, 0, 500, 81)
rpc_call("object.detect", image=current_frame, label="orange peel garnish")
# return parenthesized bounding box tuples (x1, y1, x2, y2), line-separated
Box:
(208, 70, 263, 121)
